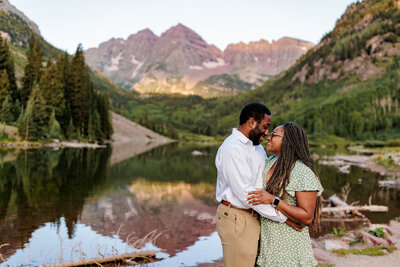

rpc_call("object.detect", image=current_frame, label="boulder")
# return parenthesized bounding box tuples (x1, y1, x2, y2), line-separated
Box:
(389, 220, 400, 233)
(355, 230, 388, 246)
(322, 239, 349, 251)
(313, 248, 335, 264)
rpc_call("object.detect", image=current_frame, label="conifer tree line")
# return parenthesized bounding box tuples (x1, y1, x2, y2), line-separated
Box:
(0, 34, 113, 141)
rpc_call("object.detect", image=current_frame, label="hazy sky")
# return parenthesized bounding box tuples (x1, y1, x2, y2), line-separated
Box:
(10, 0, 355, 53)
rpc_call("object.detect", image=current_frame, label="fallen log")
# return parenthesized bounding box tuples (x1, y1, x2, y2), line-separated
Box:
(40, 250, 160, 267)
(328, 195, 349, 207)
(322, 205, 388, 213)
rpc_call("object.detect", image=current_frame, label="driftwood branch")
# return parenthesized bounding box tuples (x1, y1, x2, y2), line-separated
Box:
(322, 205, 388, 213)
(328, 195, 349, 207)
(40, 250, 160, 267)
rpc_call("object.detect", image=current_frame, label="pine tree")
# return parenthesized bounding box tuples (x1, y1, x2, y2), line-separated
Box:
(0, 36, 17, 105)
(21, 34, 43, 107)
(69, 44, 91, 136)
(57, 52, 71, 132)
(93, 109, 103, 141)
(66, 118, 76, 140)
(16, 106, 25, 134)
(96, 93, 113, 139)
(19, 84, 48, 141)
(0, 69, 11, 104)
(1, 95, 13, 123)
(40, 59, 65, 120)
(48, 110, 63, 140)
(88, 114, 95, 142)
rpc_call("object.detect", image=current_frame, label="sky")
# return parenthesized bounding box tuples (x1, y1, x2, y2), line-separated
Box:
(10, 0, 356, 53)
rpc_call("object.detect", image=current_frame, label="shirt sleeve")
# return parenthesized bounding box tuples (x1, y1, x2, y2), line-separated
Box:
(285, 162, 324, 198)
(219, 146, 287, 222)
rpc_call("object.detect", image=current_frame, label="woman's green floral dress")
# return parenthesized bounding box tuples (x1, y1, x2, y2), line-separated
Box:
(257, 156, 324, 267)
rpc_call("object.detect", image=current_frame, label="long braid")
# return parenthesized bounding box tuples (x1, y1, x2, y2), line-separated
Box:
(265, 122, 321, 233)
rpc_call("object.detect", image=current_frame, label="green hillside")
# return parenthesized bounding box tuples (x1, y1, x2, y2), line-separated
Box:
(116, 0, 400, 142)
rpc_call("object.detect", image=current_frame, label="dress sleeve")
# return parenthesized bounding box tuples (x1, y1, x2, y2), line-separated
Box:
(285, 162, 324, 197)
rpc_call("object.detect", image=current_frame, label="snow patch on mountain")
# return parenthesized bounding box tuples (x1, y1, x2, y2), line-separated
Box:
(105, 53, 123, 72)
(189, 65, 203, 70)
(131, 61, 144, 79)
(203, 58, 226, 69)
(131, 55, 141, 65)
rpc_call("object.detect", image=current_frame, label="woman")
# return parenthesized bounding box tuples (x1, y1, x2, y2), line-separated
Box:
(247, 121, 323, 267)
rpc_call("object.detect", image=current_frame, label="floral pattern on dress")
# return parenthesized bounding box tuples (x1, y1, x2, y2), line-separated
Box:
(257, 156, 324, 267)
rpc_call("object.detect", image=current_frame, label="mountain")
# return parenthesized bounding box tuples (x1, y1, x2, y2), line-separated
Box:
(84, 24, 314, 97)
(0, 0, 134, 106)
(0, 0, 40, 43)
(119, 0, 400, 142)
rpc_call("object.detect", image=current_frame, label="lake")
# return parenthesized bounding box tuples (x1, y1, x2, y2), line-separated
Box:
(0, 143, 399, 266)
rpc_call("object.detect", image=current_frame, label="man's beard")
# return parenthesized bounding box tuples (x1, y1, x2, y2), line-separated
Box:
(249, 125, 264, 146)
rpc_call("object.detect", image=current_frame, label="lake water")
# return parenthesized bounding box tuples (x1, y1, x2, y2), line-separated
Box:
(0, 144, 399, 266)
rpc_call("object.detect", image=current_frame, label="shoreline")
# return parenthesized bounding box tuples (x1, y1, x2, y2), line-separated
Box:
(319, 146, 400, 179)
(0, 140, 108, 149)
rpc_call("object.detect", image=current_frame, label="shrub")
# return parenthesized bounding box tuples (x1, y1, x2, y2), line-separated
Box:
(363, 140, 385, 147)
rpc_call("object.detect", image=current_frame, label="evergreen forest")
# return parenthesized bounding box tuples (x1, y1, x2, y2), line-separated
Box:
(0, 34, 112, 142)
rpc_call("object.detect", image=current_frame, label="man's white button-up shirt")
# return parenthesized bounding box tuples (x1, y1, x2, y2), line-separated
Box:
(215, 128, 287, 222)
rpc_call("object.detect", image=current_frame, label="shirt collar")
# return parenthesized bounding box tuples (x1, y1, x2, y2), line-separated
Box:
(232, 128, 255, 148)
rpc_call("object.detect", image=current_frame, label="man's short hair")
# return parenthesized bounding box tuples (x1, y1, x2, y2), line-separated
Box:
(239, 102, 271, 125)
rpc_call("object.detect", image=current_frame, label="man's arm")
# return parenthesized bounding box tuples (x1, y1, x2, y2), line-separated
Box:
(219, 147, 287, 223)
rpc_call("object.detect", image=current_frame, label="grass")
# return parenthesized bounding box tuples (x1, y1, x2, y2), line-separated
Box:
(332, 246, 397, 256)
(178, 131, 220, 143)
(374, 154, 400, 172)
(332, 226, 346, 237)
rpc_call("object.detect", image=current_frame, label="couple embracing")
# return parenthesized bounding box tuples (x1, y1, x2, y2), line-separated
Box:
(215, 102, 324, 267)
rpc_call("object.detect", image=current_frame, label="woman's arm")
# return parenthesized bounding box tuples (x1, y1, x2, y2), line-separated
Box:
(247, 189, 317, 226)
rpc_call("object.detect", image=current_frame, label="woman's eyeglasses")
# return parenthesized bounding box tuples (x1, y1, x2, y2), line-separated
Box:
(270, 132, 284, 138)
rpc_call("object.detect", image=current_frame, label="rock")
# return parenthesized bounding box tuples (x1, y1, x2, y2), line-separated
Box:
(383, 233, 395, 245)
(384, 226, 394, 235)
(355, 230, 388, 246)
(311, 239, 317, 248)
(389, 220, 400, 233)
(313, 248, 335, 264)
(322, 239, 349, 251)
(191, 150, 205, 156)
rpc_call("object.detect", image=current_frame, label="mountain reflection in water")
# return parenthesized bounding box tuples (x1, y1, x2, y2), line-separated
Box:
(0, 144, 221, 265)
(0, 143, 399, 265)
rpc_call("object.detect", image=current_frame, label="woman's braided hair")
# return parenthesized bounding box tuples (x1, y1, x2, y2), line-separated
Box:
(265, 121, 321, 232)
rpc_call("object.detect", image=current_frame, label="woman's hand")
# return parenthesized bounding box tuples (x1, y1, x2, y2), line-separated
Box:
(247, 189, 275, 205)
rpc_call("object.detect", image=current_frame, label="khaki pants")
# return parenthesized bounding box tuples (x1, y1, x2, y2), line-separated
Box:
(216, 203, 260, 267)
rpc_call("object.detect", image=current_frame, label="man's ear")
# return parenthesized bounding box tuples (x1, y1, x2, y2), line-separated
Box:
(248, 118, 257, 129)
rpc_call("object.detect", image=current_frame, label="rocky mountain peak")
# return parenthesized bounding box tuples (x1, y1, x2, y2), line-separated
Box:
(85, 24, 314, 96)
(160, 23, 204, 43)
(127, 28, 157, 41)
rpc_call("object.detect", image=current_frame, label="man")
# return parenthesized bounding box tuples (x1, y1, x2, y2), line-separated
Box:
(215, 102, 288, 267)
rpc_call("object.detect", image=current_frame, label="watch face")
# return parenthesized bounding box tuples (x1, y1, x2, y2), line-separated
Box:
(273, 198, 280, 206)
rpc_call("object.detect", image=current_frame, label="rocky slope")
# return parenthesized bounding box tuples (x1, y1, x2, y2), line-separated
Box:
(84, 24, 314, 97)
(0, 0, 40, 46)
(290, 0, 400, 85)
(110, 112, 171, 165)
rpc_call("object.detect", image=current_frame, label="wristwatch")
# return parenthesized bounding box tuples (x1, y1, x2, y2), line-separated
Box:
(272, 197, 280, 208)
